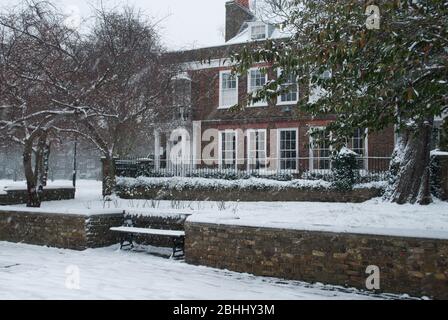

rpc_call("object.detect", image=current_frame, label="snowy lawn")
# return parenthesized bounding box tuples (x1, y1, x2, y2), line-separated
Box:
(0, 180, 441, 299)
(0, 241, 408, 300)
(2, 179, 448, 240)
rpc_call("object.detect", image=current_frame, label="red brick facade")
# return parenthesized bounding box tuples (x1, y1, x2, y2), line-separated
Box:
(159, 1, 395, 171)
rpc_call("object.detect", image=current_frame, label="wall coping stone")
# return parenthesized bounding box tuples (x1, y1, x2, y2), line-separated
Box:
(186, 221, 448, 241)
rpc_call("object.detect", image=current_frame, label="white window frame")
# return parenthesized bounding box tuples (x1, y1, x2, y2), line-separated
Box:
(277, 69, 299, 105)
(218, 70, 238, 109)
(218, 130, 238, 170)
(309, 127, 332, 171)
(247, 67, 268, 107)
(277, 128, 299, 171)
(347, 128, 369, 171)
(246, 129, 267, 170)
(249, 23, 268, 40)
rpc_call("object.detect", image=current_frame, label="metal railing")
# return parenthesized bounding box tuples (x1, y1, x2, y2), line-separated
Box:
(115, 156, 391, 182)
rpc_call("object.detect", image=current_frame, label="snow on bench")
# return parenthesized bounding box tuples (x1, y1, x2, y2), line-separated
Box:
(110, 226, 185, 237)
(110, 226, 185, 258)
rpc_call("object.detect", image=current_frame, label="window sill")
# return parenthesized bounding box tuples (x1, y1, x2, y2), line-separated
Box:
(277, 101, 298, 106)
(248, 103, 268, 108)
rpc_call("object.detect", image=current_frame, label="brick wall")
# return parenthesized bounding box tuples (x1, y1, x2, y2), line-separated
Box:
(185, 222, 448, 299)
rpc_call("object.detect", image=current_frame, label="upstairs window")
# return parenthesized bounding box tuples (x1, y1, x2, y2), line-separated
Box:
(278, 71, 299, 104)
(219, 71, 238, 108)
(248, 68, 268, 106)
(250, 24, 267, 40)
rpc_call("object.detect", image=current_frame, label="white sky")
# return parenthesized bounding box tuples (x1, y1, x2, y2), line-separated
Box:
(0, 0, 233, 50)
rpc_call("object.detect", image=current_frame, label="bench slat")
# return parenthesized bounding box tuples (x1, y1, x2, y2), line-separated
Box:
(110, 226, 185, 237)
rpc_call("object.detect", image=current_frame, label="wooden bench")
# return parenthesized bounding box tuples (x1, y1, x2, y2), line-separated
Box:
(110, 226, 186, 258)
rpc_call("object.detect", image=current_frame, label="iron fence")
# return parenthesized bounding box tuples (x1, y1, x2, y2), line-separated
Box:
(115, 156, 391, 182)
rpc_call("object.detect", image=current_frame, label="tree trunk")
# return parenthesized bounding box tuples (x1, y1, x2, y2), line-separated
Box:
(385, 119, 434, 205)
(102, 156, 116, 197)
(38, 141, 51, 187)
(23, 139, 40, 208)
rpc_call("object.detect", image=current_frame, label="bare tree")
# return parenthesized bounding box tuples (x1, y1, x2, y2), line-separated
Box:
(0, 1, 79, 206)
(0, 1, 177, 204)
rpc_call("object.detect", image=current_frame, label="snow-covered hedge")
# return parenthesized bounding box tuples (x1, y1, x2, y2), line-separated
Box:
(331, 147, 360, 191)
(117, 176, 386, 192)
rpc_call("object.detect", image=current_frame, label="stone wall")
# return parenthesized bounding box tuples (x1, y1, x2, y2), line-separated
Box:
(0, 187, 75, 205)
(117, 186, 381, 203)
(0, 208, 188, 250)
(0, 209, 123, 250)
(185, 222, 448, 299)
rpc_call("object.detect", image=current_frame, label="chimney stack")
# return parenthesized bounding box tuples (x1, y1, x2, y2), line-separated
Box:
(225, 0, 254, 42)
(236, 0, 250, 9)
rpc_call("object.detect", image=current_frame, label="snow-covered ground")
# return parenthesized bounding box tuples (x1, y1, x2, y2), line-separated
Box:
(1, 179, 441, 299)
(2, 179, 448, 240)
(0, 241, 407, 300)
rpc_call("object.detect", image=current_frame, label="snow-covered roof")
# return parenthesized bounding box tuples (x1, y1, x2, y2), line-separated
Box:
(226, 20, 291, 45)
(172, 72, 191, 81)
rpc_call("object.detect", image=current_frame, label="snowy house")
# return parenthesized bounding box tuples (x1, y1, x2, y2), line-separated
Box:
(154, 0, 396, 173)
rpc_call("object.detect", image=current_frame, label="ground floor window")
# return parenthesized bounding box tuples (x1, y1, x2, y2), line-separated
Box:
(219, 131, 237, 169)
(247, 129, 267, 170)
(348, 128, 368, 170)
(309, 128, 331, 170)
(279, 129, 297, 170)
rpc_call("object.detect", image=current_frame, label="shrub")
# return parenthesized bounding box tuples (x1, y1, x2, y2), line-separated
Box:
(331, 147, 360, 191)
(430, 154, 442, 199)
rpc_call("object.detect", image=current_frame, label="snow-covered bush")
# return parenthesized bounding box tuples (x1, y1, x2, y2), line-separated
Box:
(331, 148, 360, 191)
(132, 168, 294, 181)
(301, 171, 333, 181)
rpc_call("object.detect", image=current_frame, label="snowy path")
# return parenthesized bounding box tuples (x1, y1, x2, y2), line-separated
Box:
(0, 242, 402, 300)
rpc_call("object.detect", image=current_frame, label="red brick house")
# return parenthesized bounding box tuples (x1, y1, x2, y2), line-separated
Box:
(155, 0, 395, 175)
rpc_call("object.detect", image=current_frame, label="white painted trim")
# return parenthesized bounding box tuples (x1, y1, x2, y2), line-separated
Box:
(218, 129, 238, 170)
(308, 126, 332, 171)
(248, 22, 268, 41)
(246, 129, 267, 170)
(247, 67, 268, 107)
(277, 128, 299, 171)
(182, 58, 234, 71)
(218, 70, 238, 109)
(276, 69, 299, 106)
(364, 128, 369, 170)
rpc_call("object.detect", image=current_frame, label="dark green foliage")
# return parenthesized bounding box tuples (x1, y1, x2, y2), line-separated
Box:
(331, 148, 360, 191)
(231, 0, 447, 203)
(232, 0, 447, 144)
(440, 119, 448, 151)
(430, 155, 442, 199)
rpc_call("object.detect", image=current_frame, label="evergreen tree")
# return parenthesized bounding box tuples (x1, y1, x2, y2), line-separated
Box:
(233, 0, 447, 204)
